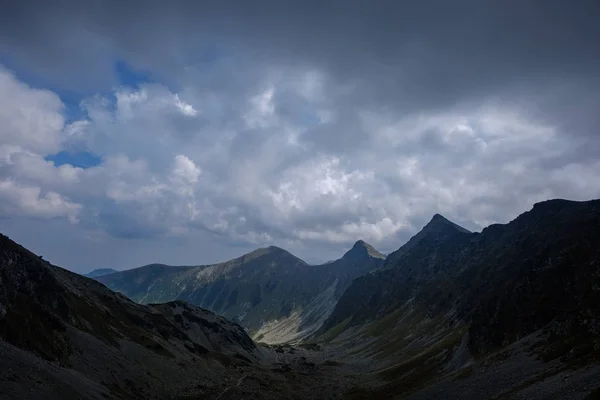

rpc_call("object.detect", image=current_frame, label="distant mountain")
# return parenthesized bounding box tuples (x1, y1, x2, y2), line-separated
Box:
(84, 268, 119, 278)
(317, 199, 600, 397)
(97, 241, 385, 343)
(253, 240, 384, 343)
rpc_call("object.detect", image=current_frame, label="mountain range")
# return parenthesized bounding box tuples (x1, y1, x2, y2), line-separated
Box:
(95, 240, 385, 344)
(317, 199, 600, 398)
(1, 198, 600, 399)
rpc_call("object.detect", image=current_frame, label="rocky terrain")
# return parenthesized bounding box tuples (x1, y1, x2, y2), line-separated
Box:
(96, 240, 384, 343)
(1, 198, 600, 399)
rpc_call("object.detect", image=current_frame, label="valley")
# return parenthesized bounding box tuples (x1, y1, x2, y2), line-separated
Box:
(1, 199, 600, 399)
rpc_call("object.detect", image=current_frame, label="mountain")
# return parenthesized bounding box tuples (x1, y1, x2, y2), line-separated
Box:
(320, 213, 472, 331)
(0, 233, 261, 399)
(0, 233, 376, 400)
(97, 242, 385, 343)
(316, 199, 600, 398)
(383, 213, 470, 269)
(253, 240, 385, 343)
(84, 268, 119, 278)
(3, 199, 600, 399)
(345, 239, 386, 260)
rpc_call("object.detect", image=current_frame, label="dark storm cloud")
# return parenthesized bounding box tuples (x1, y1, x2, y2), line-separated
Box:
(3, 1, 599, 103)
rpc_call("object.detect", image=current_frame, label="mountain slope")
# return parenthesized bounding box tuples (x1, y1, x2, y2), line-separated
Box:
(84, 268, 119, 278)
(97, 241, 385, 343)
(253, 240, 385, 343)
(318, 199, 600, 398)
(0, 233, 262, 399)
(321, 213, 472, 331)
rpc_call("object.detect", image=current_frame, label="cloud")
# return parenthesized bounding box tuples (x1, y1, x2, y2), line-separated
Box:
(0, 179, 81, 223)
(0, 1, 599, 270)
(0, 67, 65, 154)
(172, 154, 201, 184)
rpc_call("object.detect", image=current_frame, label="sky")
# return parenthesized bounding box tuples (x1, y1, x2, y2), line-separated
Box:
(1, 0, 599, 272)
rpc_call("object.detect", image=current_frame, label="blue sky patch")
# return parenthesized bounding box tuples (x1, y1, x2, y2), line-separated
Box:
(0, 55, 88, 123)
(46, 151, 102, 169)
(114, 60, 153, 88)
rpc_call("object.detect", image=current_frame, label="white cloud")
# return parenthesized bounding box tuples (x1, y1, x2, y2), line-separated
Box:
(0, 68, 82, 224)
(0, 67, 65, 155)
(244, 87, 276, 128)
(171, 154, 201, 184)
(0, 179, 81, 223)
(173, 94, 199, 116)
(0, 59, 599, 266)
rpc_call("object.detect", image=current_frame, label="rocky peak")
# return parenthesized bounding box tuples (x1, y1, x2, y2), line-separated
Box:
(342, 240, 385, 260)
(422, 213, 471, 235)
(384, 214, 471, 266)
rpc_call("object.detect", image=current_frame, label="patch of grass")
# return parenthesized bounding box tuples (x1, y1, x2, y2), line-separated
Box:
(366, 308, 403, 337)
(361, 309, 437, 359)
(378, 324, 468, 381)
(297, 342, 321, 351)
(320, 317, 351, 343)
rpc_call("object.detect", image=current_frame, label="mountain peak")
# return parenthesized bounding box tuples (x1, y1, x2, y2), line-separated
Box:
(430, 213, 446, 221)
(352, 239, 368, 248)
(344, 240, 385, 259)
(241, 245, 306, 264)
(423, 213, 470, 234)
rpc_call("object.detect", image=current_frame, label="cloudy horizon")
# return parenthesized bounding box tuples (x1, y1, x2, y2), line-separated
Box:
(1, 0, 599, 271)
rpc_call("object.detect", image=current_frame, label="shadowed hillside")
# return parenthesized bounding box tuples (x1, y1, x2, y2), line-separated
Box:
(317, 199, 600, 398)
(0, 234, 261, 399)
